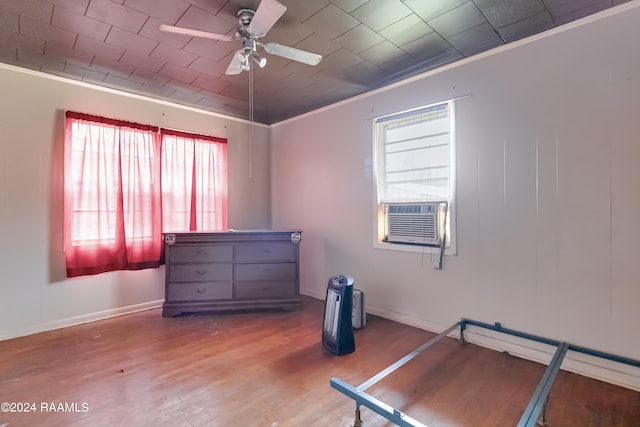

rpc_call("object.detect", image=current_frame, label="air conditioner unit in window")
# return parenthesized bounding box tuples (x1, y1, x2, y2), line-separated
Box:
(385, 202, 445, 246)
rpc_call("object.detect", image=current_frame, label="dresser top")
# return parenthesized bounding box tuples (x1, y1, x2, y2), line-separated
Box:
(163, 230, 302, 244)
(163, 229, 301, 235)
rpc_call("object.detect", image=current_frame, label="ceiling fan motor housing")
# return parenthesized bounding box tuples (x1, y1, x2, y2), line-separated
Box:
(237, 9, 255, 27)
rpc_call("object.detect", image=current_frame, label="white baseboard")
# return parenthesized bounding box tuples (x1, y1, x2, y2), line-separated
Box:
(0, 300, 164, 342)
(301, 290, 640, 392)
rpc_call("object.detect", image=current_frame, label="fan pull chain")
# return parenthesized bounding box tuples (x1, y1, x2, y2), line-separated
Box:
(248, 61, 254, 178)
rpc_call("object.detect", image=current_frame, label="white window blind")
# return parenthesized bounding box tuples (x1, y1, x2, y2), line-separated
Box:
(376, 102, 451, 204)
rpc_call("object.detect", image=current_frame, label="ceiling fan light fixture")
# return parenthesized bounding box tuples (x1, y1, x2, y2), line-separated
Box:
(252, 54, 267, 68)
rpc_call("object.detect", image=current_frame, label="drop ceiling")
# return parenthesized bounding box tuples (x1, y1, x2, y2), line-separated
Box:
(0, 0, 630, 124)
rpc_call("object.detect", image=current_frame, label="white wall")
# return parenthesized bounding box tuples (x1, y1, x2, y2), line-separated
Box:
(0, 64, 271, 340)
(271, 3, 640, 388)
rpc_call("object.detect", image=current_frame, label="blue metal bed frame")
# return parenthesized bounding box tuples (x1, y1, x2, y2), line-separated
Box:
(330, 318, 640, 427)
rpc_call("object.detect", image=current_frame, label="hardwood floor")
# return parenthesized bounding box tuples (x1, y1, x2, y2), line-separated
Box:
(0, 297, 638, 427)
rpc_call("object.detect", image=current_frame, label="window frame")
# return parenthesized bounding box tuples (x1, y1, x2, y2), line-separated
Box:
(372, 100, 457, 255)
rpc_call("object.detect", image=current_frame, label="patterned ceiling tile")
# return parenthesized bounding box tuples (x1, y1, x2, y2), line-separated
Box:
(183, 0, 228, 16)
(64, 62, 107, 81)
(332, 24, 384, 54)
(90, 55, 135, 76)
(188, 56, 228, 77)
(378, 14, 434, 47)
(47, 0, 89, 15)
(447, 22, 504, 56)
(0, 7, 19, 33)
(45, 41, 93, 64)
(150, 43, 198, 67)
(52, 7, 110, 42)
(498, 11, 554, 42)
(329, 0, 368, 13)
(157, 61, 199, 84)
(138, 81, 176, 97)
(318, 47, 364, 72)
(350, 0, 413, 32)
(219, 81, 251, 102)
(403, 0, 469, 21)
(400, 32, 453, 62)
(377, 52, 420, 74)
(20, 15, 76, 47)
(0, 43, 16, 62)
(293, 32, 341, 57)
(415, 48, 463, 71)
(544, 0, 606, 18)
(18, 48, 65, 70)
(190, 73, 231, 93)
(475, 0, 546, 28)
(102, 73, 145, 90)
(0, 27, 45, 53)
(337, 59, 386, 86)
(303, 3, 359, 39)
(279, 0, 331, 24)
(123, 0, 190, 24)
(86, 0, 148, 33)
(359, 40, 411, 66)
(118, 50, 165, 72)
(75, 34, 125, 61)
(427, 2, 487, 38)
(129, 67, 171, 85)
(106, 27, 158, 56)
(0, 0, 53, 23)
(552, 0, 612, 25)
(277, 54, 322, 75)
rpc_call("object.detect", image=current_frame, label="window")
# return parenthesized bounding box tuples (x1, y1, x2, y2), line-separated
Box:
(373, 101, 455, 251)
(161, 129, 228, 232)
(64, 112, 228, 277)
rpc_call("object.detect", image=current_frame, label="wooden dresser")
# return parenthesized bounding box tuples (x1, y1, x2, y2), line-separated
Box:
(162, 230, 302, 317)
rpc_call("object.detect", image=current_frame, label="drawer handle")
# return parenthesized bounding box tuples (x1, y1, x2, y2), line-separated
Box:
(195, 269, 207, 275)
(196, 288, 206, 294)
(196, 249, 207, 255)
(262, 249, 270, 253)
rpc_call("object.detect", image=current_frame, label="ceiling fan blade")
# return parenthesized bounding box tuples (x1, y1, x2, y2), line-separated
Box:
(248, 0, 286, 37)
(158, 24, 235, 42)
(263, 43, 322, 66)
(225, 50, 245, 75)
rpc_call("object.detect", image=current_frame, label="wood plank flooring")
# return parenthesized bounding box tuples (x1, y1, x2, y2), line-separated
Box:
(0, 296, 638, 427)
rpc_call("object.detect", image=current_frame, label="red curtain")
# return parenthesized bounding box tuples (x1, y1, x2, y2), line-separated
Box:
(64, 112, 162, 277)
(161, 129, 228, 232)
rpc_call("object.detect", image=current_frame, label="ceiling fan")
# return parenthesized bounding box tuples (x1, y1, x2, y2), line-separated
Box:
(159, 0, 322, 75)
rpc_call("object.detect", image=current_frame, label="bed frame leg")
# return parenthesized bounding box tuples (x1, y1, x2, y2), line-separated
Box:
(353, 406, 363, 427)
(536, 396, 549, 427)
(459, 320, 466, 345)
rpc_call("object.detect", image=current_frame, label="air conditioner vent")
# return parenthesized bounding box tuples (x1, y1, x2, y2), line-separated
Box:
(385, 203, 443, 245)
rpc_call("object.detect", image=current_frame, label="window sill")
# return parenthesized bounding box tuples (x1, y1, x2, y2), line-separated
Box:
(373, 240, 456, 256)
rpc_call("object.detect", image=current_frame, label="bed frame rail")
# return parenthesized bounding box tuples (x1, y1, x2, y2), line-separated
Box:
(330, 318, 640, 427)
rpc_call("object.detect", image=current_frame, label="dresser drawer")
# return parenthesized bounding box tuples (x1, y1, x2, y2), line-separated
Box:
(167, 282, 232, 301)
(169, 263, 232, 283)
(169, 244, 233, 263)
(235, 281, 296, 299)
(235, 242, 296, 262)
(235, 263, 296, 281)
